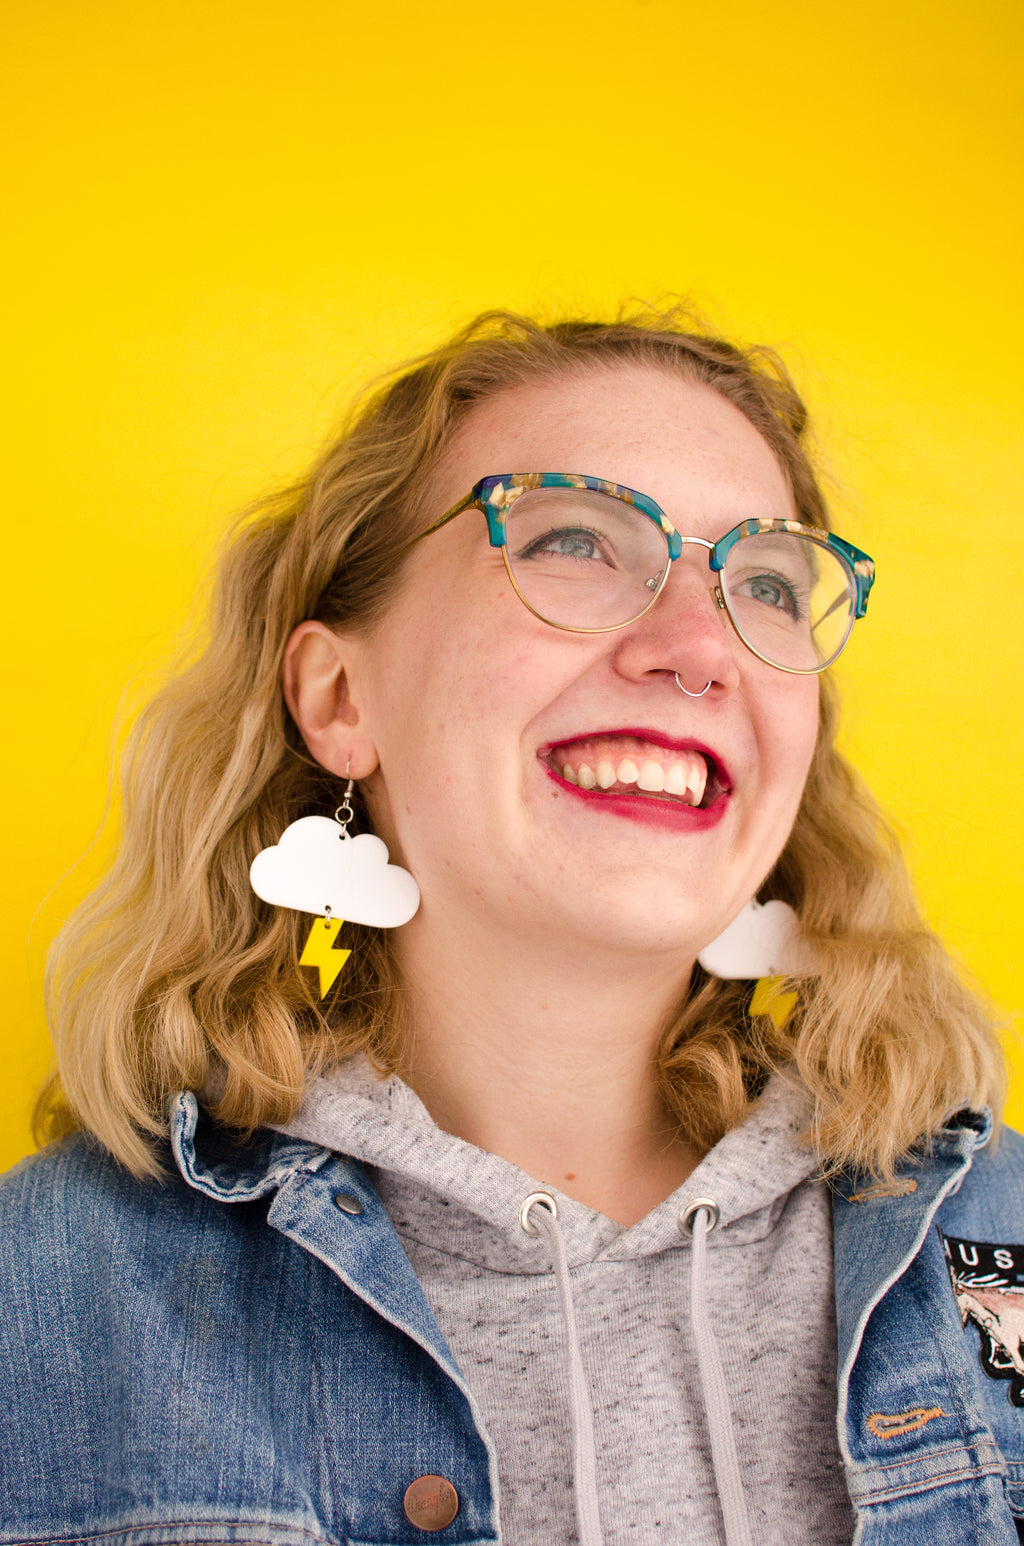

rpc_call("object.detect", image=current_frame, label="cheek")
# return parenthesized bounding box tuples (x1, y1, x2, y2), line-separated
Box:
(758, 678, 819, 802)
(781, 683, 821, 801)
(365, 604, 519, 790)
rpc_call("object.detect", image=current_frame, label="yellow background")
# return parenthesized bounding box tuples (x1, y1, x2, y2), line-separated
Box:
(2, 0, 1021, 1171)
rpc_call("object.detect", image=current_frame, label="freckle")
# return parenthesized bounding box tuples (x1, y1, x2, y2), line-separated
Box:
(564, 1173, 576, 1181)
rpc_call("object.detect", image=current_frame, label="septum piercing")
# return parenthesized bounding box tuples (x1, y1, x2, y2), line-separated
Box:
(675, 674, 712, 698)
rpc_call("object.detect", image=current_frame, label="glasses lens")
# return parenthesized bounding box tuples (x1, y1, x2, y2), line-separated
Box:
(503, 487, 669, 629)
(721, 531, 855, 670)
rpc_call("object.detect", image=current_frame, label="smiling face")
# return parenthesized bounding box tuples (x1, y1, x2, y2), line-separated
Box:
(344, 363, 820, 961)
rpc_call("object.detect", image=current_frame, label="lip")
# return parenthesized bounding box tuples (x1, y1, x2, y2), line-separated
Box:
(538, 727, 733, 832)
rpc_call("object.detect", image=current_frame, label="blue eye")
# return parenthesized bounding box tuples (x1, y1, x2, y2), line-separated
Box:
(741, 572, 802, 619)
(518, 526, 606, 563)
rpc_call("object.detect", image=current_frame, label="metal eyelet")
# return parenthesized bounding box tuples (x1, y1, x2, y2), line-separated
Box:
(678, 1197, 721, 1235)
(520, 1191, 558, 1236)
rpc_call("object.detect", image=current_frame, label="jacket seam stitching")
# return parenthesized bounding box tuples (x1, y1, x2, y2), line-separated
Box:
(845, 1437, 1004, 1475)
(846, 1457, 1007, 1504)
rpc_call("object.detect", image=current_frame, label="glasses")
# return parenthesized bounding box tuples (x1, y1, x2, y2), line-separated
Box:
(394, 473, 875, 674)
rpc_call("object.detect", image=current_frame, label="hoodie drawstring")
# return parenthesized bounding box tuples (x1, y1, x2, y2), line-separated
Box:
(522, 1192, 604, 1546)
(522, 1190, 753, 1546)
(680, 1200, 754, 1546)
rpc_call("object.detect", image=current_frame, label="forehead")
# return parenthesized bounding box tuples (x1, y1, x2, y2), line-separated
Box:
(430, 363, 796, 522)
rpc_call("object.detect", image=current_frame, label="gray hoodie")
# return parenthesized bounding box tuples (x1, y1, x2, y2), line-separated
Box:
(280, 1061, 855, 1544)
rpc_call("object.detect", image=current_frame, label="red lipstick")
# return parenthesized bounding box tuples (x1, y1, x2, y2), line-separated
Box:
(538, 727, 733, 832)
(543, 772, 730, 830)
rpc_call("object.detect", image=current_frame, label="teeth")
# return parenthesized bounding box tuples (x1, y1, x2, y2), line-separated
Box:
(556, 745, 711, 806)
(664, 763, 690, 796)
(638, 759, 665, 792)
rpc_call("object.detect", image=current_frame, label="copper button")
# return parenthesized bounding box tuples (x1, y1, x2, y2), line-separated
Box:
(403, 1474, 460, 1532)
(333, 1193, 363, 1215)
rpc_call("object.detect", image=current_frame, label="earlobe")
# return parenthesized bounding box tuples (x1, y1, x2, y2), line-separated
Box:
(282, 620, 379, 779)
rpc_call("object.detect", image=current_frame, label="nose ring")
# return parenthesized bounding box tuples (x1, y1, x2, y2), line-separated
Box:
(675, 674, 712, 698)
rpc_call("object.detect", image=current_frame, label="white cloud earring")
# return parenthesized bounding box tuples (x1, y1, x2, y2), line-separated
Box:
(697, 898, 815, 1029)
(250, 773, 420, 997)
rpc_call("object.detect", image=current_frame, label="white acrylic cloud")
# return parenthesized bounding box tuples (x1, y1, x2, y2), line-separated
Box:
(697, 898, 815, 980)
(250, 816, 420, 928)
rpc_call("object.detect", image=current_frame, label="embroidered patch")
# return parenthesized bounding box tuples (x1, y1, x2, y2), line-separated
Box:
(941, 1230, 1024, 1407)
(848, 1179, 918, 1203)
(866, 1406, 946, 1439)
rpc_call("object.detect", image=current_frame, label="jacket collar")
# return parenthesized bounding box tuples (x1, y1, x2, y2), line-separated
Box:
(168, 1091, 481, 1407)
(832, 1108, 993, 1415)
(169, 1091, 332, 1200)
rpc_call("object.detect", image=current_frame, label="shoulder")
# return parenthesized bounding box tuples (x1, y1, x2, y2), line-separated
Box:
(0, 1129, 242, 1272)
(968, 1118, 1024, 1184)
(2, 1127, 184, 1215)
(937, 1117, 1024, 1235)
(0, 1133, 166, 1286)
(0, 1130, 307, 1369)
(0, 1132, 329, 1536)
(989, 1120, 1024, 1163)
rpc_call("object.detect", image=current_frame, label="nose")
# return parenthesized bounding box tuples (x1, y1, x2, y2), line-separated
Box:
(612, 544, 742, 694)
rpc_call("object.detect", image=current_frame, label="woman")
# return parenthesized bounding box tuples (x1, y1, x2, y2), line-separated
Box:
(1, 308, 1019, 1546)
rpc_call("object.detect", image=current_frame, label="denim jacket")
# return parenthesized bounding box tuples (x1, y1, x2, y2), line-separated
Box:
(1, 1095, 1022, 1545)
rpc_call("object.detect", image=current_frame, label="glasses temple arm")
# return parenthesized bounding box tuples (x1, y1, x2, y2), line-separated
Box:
(810, 590, 852, 634)
(418, 489, 478, 539)
(364, 490, 478, 582)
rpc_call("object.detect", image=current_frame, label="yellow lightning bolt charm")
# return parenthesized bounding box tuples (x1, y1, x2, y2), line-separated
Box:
(749, 974, 799, 1030)
(299, 916, 352, 998)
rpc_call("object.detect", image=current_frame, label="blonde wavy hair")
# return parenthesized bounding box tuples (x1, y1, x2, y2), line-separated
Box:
(38, 305, 1005, 1178)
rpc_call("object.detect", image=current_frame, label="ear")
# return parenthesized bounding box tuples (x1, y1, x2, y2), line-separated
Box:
(282, 621, 379, 779)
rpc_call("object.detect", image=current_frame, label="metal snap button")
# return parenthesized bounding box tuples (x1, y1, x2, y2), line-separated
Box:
(403, 1474, 460, 1531)
(333, 1192, 363, 1215)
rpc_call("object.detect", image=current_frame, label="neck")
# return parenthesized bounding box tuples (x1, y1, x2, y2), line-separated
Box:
(392, 910, 705, 1226)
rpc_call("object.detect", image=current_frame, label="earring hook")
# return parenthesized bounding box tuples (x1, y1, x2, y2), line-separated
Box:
(334, 758, 355, 831)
